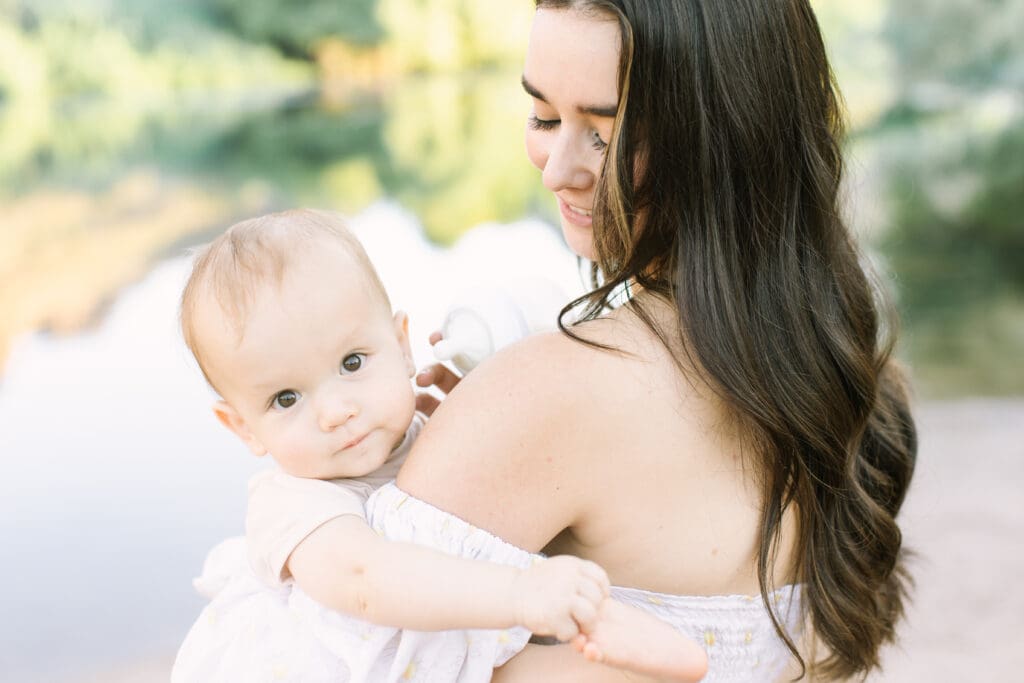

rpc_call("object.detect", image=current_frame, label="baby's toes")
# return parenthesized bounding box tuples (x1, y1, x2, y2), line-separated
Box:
(582, 640, 605, 663)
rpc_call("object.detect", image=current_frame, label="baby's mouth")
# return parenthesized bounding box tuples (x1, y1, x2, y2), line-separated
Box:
(340, 432, 368, 450)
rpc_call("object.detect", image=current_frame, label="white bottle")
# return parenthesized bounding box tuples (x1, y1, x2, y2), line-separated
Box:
(433, 279, 568, 375)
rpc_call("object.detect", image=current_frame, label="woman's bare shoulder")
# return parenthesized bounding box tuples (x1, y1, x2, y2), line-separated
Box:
(395, 327, 626, 548)
(416, 322, 625, 442)
(407, 319, 644, 461)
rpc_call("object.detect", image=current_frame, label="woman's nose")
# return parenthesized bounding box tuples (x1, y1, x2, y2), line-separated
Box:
(541, 131, 595, 193)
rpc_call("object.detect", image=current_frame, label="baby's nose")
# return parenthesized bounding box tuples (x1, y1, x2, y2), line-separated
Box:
(317, 398, 359, 431)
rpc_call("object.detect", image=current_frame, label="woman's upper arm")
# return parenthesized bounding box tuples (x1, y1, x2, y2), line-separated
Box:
(396, 332, 596, 551)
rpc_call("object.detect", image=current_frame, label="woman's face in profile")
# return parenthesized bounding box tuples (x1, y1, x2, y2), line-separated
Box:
(522, 8, 620, 261)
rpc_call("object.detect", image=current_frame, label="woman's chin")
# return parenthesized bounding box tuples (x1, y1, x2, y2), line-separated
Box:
(561, 221, 596, 261)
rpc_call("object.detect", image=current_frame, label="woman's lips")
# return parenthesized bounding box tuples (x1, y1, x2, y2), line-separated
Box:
(559, 197, 593, 227)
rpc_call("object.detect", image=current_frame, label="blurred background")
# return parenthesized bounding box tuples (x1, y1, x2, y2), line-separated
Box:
(1, 0, 1021, 680)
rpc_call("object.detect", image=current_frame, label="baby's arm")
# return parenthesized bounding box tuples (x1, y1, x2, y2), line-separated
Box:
(287, 514, 608, 639)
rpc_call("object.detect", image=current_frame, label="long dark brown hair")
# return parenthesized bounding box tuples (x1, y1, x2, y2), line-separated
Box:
(537, 0, 917, 678)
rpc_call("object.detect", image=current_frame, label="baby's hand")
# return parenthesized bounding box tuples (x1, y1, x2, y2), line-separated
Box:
(511, 556, 610, 641)
(415, 331, 462, 416)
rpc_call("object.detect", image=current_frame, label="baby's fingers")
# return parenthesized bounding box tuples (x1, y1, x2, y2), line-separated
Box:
(552, 614, 581, 643)
(580, 560, 610, 596)
(570, 596, 599, 632)
(575, 575, 606, 609)
(415, 363, 461, 394)
(415, 392, 441, 416)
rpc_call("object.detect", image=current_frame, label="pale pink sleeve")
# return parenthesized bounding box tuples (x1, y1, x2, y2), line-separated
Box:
(245, 470, 367, 586)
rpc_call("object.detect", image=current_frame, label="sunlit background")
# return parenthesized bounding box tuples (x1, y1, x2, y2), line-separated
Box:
(1, 0, 1021, 680)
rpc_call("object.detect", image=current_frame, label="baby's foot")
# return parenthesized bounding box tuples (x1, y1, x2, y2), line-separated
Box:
(572, 598, 708, 683)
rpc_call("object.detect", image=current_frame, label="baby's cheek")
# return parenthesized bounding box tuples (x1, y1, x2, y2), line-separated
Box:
(278, 429, 315, 470)
(394, 383, 418, 425)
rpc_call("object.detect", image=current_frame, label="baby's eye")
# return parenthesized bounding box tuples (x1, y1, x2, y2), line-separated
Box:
(272, 390, 299, 410)
(340, 353, 366, 374)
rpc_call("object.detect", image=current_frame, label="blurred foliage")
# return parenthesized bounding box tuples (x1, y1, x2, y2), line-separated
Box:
(0, 0, 531, 106)
(811, 0, 896, 129)
(884, 0, 1024, 92)
(885, 123, 1024, 309)
(0, 1, 313, 100)
(871, 0, 1024, 396)
(210, 0, 382, 55)
(879, 117, 1024, 397)
(377, 0, 531, 73)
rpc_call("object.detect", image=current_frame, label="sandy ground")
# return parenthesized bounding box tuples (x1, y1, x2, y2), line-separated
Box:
(870, 399, 1024, 681)
(81, 399, 1023, 682)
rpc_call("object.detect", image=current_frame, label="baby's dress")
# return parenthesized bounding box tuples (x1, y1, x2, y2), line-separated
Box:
(172, 413, 536, 683)
(172, 494, 536, 683)
(172, 536, 342, 682)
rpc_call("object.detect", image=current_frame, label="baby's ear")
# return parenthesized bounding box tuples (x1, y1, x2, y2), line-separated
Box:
(393, 310, 415, 377)
(213, 401, 267, 457)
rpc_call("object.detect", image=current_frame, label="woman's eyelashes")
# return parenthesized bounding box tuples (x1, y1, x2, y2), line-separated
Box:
(527, 114, 608, 152)
(527, 113, 559, 131)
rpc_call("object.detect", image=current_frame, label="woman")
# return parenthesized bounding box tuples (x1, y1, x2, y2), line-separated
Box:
(397, 0, 917, 680)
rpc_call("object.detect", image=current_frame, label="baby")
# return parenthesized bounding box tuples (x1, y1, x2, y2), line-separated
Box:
(173, 209, 700, 682)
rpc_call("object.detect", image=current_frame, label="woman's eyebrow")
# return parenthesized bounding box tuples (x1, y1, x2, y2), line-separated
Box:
(521, 75, 547, 102)
(521, 75, 617, 118)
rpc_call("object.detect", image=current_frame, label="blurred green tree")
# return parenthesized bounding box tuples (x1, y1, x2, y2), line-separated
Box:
(880, 123, 1024, 396)
(885, 0, 1024, 93)
(377, 0, 531, 72)
(874, 0, 1024, 395)
(884, 123, 1024, 315)
(210, 0, 383, 57)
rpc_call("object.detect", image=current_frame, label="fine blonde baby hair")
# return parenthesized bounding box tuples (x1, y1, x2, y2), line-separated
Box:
(180, 208, 389, 389)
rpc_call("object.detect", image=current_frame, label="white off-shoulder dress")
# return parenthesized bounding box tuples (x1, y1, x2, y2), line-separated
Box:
(173, 482, 802, 682)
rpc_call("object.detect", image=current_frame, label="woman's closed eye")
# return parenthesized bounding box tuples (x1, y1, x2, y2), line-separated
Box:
(528, 113, 559, 131)
(527, 114, 607, 152)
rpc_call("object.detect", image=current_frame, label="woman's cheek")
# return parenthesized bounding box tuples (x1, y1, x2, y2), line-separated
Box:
(524, 127, 547, 172)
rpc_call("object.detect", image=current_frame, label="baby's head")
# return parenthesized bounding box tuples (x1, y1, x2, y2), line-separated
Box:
(181, 209, 417, 480)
